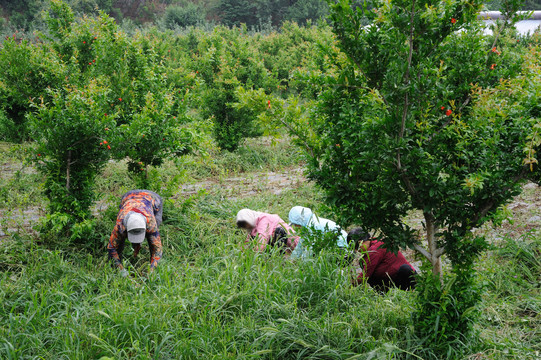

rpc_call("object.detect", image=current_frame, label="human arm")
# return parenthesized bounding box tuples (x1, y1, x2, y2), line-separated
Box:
(151, 192, 163, 227)
(108, 222, 125, 269)
(132, 243, 141, 258)
(147, 223, 163, 269)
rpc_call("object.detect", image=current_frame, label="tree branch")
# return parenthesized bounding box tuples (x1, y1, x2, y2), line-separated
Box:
(396, 0, 418, 199)
(471, 166, 530, 224)
(278, 117, 315, 158)
(434, 247, 445, 258)
(413, 243, 432, 261)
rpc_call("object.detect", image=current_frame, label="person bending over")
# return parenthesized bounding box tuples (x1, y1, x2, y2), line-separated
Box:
(348, 228, 416, 291)
(288, 206, 348, 259)
(108, 189, 163, 275)
(236, 209, 299, 254)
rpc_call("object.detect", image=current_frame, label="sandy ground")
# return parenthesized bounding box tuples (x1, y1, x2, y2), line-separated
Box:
(1, 161, 539, 246)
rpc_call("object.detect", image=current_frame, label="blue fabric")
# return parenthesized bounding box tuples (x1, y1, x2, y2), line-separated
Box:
(288, 206, 313, 227)
(288, 206, 348, 260)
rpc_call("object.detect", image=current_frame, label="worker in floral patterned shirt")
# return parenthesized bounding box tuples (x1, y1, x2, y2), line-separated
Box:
(108, 190, 163, 276)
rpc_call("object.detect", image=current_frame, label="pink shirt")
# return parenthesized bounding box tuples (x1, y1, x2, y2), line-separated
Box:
(246, 214, 299, 252)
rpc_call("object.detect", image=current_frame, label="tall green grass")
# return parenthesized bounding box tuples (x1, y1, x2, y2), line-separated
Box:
(0, 140, 539, 359)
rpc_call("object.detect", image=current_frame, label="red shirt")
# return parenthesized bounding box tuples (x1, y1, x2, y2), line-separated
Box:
(357, 240, 413, 284)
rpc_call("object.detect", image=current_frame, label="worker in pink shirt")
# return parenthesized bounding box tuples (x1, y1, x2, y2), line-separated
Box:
(236, 208, 299, 254)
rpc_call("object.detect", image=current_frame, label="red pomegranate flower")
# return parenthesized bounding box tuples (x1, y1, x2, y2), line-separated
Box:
(83, 41, 86, 44)
(440, 106, 445, 111)
(490, 63, 496, 70)
(107, 145, 111, 150)
(103, 140, 108, 144)
(451, 18, 457, 24)
(445, 109, 452, 116)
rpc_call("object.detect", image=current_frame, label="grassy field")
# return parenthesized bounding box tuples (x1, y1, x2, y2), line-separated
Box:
(0, 138, 539, 359)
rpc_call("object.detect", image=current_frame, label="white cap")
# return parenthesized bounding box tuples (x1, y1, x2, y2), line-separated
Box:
(126, 212, 146, 244)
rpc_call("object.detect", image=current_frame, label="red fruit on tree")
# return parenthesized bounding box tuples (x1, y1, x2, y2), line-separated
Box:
(100, 142, 103, 146)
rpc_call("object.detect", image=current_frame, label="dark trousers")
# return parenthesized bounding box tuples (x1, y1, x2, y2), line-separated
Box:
(368, 264, 417, 291)
(268, 226, 288, 253)
(395, 264, 416, 290)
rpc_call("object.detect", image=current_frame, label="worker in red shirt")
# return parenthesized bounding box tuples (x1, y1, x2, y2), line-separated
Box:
(348, 228, 416, 291)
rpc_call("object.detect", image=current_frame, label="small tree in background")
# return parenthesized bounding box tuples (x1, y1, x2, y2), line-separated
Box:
(197, 26, 276, 151)
(30, 81, 116, 221)
(6, 1, 196, 244)
(120, 91, 193, 189)
(281, 0, 540, 354)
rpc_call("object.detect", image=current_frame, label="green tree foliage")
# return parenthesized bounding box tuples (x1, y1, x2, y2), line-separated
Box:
(193, 26, 277, 151)
(286, 0, 329, 25)
(0, 1, 195, 243)
(0, 36, 66, 141)
(282, 0, 541, 354)
(29, 81, 115, 219)
(164, 3, 204, 28)
(217, 0, 329, 27)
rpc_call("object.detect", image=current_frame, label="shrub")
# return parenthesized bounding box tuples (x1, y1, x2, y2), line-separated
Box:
(0, 108, 17, 141)
(196, 27, 274, 151)
(119, 91, 194, 189)
(281, 0, 541, 355)
(164, 4, 205, 29)
(0, 36, 66, 142)
(29, 80, 116, 220)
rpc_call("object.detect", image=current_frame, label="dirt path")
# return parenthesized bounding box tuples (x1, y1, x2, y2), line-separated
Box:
(178, 167, 306, 200)
(0, 167, 307, 239)
(1, 163, 538, 241)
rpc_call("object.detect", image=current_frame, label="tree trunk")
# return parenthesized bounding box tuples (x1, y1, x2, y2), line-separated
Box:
(66, 150, 71, 191)
(425, 212, 442, 280)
